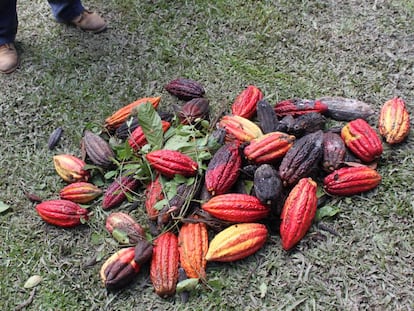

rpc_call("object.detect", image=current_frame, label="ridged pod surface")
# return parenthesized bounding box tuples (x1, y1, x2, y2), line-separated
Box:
(231, 85, 263, 119)
(102, 176, 140, 210)
(279, 178, 318, 250)
(256, 99, 279, 134)
(128, 121, 171, 151)
(150, 232, 179, 298)
(317, 96, 375, 121)
(323, 166, 381, 196)
(82, 130, 115, 168)
(274, 99, 328, 117)
(59, 182, 102, 204)
(144, 177, 164, 220)
(178, 221, 209, 279)
(341, 118, 383, 163)
(204, 142, 241, 195)
(378, 97, 410, 144)
(105, 212, 146, 245)
(100, 247, 140, 290)
(164, 78, 205, 100)
(104, 97, 161, 130)
(244, 131, 295, 164)
(202, 193, 270, 222)
(322, 132, 346, 172)
(35, 199, 89, 228)
(178, 98, 210, 125)
(218, 115, 263, 142)
(53, 154, 89, 183)
(146, 149, 198, 178)
(205, 223, 268, 262)
(279, 130, 324, 187)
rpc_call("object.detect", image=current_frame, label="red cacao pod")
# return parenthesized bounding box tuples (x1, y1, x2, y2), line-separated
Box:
(274, 99, 328, 117)
(144, 176, 164, 220)
(59, 182, 102, 204)
(280, 178, 318, 250)
(341, 118, 383, 163)
(35, 199, 89, 227)
(146, 149, 198, 178)
(102, 176, 140, 210)
(150, 232, 179, 298)
(323, 166, 381, 196)
(231, 85, 263, 119)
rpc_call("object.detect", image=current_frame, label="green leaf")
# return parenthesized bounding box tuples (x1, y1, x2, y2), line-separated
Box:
(112, 229, 130, 244)
(137, 102, 163, 150)
(176, 278, 199, 293)
(315, 205, 341, 221)
(0, 201, 11, 213)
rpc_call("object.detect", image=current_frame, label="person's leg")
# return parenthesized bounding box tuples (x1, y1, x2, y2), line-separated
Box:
(0, 0, 19, 74)
(48, 0, 107, 33)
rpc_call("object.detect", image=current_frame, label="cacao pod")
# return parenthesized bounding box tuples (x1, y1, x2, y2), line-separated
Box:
(204, 142, 242, 196)
(59, 182, 102, 204)
(317, 96, 374, 121)
(150, 232, 179, 298)
(178, 97, 210, 125)
(253, 164, 282, 205)
(105, 212, 146, 245)
(178, 220, 208, 279)
(134, 239, 153, 265)
(274, 99, 328, 117)
(47, 126, 63, 150)
(165, 78, 205, 100)
(322, 132, 346, 172)
(35, 199, 89, 227)
(146, 149, 198, 178)
(104, 96, 161, 130)
(280, 178, 318, 250)
(100, 247, 140, 290)
(323, 166, 381, 196)
(244, 131, 295, 164)
(378, 97, 410, 144)
(290, 112, 325, 137)
(144, 177, 164, 220)
(231, 85, 263, 119)
(53, 154, 89, 183)
(341, 118, 383, 163)
(218, 115, 263, 142)
(82, 130, 115, 168)
(202, 193, 270, 222)
(279, 130, 324, 187)
(115, 116, 140, 140)
(256, 99, 279, 134)
(205, 223, 268, 262)
(128, 121, 171, 152)
(102, 176, 140, 210)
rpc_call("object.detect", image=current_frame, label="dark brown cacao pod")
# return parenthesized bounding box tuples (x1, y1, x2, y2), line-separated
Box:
(178, 97, 210, 125)
(165, 78, 205, 100)
(322, 132, 346, 172)
(253, 164, 282, 205)
(256, 99, 279, 134)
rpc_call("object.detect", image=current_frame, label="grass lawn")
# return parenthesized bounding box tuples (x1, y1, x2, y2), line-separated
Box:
(1, 1, 413, 310)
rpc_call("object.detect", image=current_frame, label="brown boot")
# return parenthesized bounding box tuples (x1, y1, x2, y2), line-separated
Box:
(70, 10, 107, 34)
(0, 43, 18, 74)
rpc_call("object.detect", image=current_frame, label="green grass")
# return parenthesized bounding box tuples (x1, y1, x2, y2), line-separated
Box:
(1, 0, 414, 310)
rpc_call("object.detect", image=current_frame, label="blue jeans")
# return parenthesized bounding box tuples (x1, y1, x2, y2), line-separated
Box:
(0, 0, 84, 45)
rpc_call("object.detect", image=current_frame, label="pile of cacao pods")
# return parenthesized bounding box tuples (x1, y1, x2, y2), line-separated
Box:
(34, 78, 410, 300)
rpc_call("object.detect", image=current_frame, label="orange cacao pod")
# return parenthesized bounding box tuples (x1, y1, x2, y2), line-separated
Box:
(144, 177, 164, 220)
(323, 166, 381, 196)
(35, 199, 89, 227)
(100, 247, 140, 290)
(244, 131, 295, 164)
(53, 154, 89, 183)
(274, 99, 328, 117)
(205, 223, 268, 262)
(231, 85, 263, 119)
(202, 193, 270, 222)
(146, 149, 198, 178)
(341, 118, 383, 163)
(128, 121, 171, 151)
(378, 97, 410, 144)
(104, 96, 161, 130)
(178, 221, 208, 279)
(82, 130, 115, 168)
(279, 178, 318, 250)
(178, 97, 210, 125)
(59, 182, 102, 204)
(165, 78, 205, 100)
(218, 115, 263, 142)
(102, 176, 140, 210)
(105, 212, 145, 245)
(204, 142, 241, 195)
(150, 232, 179, 298)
